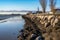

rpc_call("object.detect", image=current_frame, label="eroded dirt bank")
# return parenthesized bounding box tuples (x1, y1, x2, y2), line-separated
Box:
(18, 14, 60, 40)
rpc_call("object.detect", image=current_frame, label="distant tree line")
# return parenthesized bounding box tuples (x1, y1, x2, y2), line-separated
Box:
(39, 0, 57, 14)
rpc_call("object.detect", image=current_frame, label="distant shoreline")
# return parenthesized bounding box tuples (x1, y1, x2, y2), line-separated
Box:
(0, 14, 21, 20)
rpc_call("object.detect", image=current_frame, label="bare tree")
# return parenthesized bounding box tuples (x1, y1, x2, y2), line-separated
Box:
(39, 0, 47, 13)
(50, 0, 56, 14)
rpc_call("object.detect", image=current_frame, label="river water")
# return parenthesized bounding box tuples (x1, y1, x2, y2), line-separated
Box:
(0, 16, 25, 40)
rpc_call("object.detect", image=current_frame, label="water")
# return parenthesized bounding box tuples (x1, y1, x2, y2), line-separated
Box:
(0, 16, 25, 40)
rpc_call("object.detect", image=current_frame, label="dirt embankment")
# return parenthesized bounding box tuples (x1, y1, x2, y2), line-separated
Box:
(18, 14, 60, 40)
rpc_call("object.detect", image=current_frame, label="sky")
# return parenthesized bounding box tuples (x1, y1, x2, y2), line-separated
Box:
(0, 0, 60, 11)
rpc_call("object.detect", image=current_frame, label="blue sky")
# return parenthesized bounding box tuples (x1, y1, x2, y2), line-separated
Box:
(0, 0, 60, 11)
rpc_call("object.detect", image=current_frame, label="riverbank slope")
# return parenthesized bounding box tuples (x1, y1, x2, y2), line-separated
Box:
(18, 13, 60, 40)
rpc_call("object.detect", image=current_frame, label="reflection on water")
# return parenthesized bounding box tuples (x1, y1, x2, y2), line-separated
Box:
(0, 16, 25, 40)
